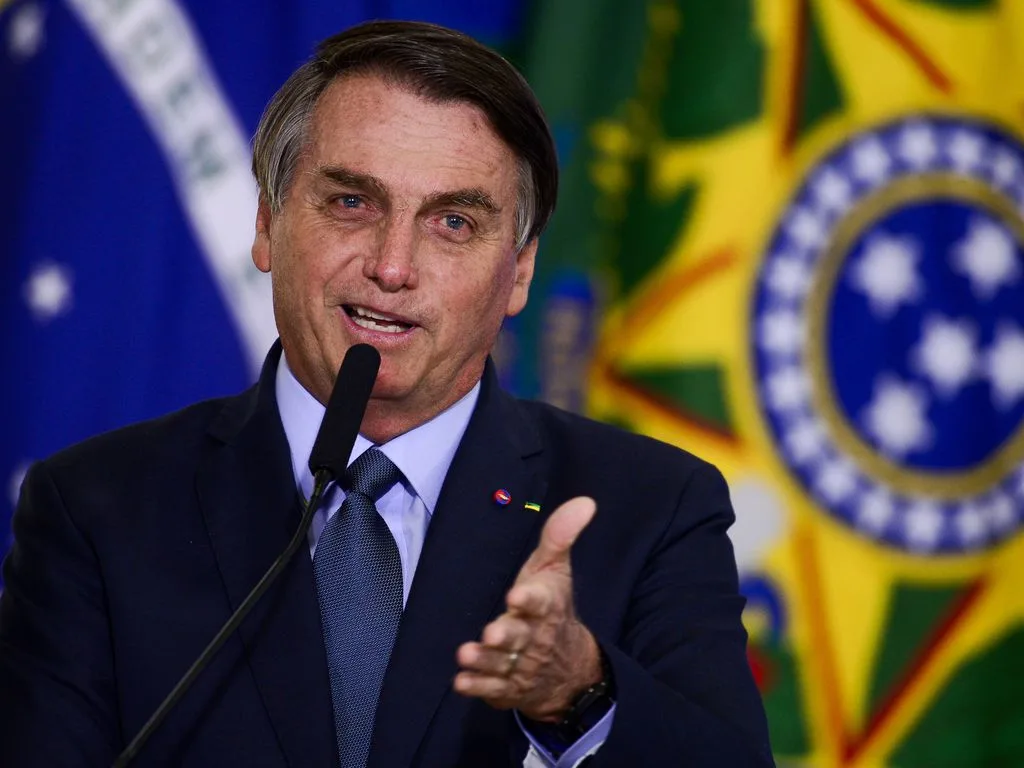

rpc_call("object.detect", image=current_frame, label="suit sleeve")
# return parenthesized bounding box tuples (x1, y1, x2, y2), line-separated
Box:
(591, 462, 775, 766)
(0, 461, 121, 767)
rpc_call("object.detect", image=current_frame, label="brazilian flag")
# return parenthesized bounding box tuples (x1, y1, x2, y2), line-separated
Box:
(518, 1, 1024, 765)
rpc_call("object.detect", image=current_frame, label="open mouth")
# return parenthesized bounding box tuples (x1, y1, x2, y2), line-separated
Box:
(344, 305, 415, 334)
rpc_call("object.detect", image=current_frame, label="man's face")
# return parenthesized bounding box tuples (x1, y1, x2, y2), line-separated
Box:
(252, 74, 536, 439)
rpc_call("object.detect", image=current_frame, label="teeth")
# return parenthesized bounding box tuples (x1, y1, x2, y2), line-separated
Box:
(348, 305, 410, 334)
(353, 305, 398, 322)
(352, 315, 406, 333)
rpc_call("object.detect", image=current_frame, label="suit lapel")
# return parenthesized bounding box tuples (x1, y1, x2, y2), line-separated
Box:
(371, 364, 549, 768)
(196, 343, 337, 768)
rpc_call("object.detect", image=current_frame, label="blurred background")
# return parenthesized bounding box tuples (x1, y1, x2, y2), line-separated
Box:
(3, 0, 1023, 765)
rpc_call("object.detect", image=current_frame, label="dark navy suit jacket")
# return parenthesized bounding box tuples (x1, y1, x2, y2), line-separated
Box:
(0, 345, 773, 766)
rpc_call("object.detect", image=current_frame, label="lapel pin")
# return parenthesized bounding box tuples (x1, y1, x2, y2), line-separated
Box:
(524, 502, 541, 512)
(493, 489, 512, 506)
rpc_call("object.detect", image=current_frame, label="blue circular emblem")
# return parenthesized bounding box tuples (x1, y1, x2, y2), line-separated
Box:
(753, 116, 1024, 554)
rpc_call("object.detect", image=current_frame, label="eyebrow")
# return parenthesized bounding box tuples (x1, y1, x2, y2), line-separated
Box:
(315, 165, 501, 216)
(317, 166, 389, 200)
(424, 189, 501, 216)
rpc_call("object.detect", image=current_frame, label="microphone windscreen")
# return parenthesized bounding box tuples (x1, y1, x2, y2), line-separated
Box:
(307, 343, 381, 479)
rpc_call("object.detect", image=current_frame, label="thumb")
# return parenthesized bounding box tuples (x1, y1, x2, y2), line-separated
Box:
(523, 496, 596, 573)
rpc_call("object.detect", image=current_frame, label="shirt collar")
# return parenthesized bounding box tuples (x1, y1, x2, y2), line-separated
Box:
(275, 351, 480, 515)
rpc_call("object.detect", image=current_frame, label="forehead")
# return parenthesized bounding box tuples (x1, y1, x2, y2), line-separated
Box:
(302, 73, 519, 200)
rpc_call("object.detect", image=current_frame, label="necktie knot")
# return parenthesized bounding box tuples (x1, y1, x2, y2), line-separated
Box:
(342, 447, 402, 502)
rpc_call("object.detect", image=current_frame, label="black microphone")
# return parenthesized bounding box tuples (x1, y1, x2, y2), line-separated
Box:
(113, 344, 381, 767)
(309, 342, 381, 479)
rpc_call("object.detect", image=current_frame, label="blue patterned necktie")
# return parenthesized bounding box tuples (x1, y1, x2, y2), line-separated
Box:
(314, 447, 404, 768)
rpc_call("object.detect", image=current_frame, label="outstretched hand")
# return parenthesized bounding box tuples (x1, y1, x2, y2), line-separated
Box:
(454, 496, 602, 722)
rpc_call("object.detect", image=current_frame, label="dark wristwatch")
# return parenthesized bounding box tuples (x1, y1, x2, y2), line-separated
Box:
(533, 647, 616, 756)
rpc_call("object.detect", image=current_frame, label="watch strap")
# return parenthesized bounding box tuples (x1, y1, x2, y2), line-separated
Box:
(528, 646, 616, 758)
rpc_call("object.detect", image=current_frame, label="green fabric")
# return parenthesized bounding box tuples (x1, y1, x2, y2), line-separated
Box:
(661, 0, 765, 140)
(615, 177, 699, 299)
(621, 363, 734, 434)
(523, 0, 650, 274)
(893, 626, 1024, 767)
(512, 0, 652, 395)
(867, 584, 966, 717)
(796, 0, 845, 140)
(759, 641, 811, 757)
(906, 0, 995, 9)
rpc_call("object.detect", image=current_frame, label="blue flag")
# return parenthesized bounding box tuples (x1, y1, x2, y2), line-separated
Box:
(0, 0, 526, 574)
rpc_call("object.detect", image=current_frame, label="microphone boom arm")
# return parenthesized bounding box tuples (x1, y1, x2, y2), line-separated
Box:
(112, 471, 332, 768)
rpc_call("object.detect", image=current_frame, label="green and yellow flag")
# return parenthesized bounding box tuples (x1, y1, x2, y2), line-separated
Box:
(521, 1, 1024, 765)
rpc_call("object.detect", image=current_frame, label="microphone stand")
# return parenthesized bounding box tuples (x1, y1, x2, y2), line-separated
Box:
(112, 342, 379, 766)
(111, 471, 332, 768)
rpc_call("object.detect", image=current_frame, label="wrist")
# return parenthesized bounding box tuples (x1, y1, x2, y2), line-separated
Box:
(529, 644, 616, 758)
(577, 629, 604, 691)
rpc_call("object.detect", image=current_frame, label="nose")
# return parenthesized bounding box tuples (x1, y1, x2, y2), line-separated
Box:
(364, 218, 419, 291)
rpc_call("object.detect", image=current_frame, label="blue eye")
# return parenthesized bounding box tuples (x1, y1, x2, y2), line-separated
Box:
(340, 195, 361, 208)
(444, 214, 467, 230)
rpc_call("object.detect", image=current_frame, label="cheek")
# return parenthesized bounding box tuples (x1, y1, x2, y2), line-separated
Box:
(272, 257, 311, 313)
(272, 234, 340, 306)
(450, 271, 516, 338)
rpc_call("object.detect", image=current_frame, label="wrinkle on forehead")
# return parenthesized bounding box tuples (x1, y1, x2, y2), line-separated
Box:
(300, 74, 519, 211)
(313, 75, 509, 157)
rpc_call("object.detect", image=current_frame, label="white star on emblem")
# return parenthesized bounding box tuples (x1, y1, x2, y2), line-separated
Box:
(861, 375, 933, 458)
(8, 3, 46, 60)
(991, 147, 1022, 189)
(815, 458, 857, 505)
(857, 489, 895, 533)
(787, 207, 827, 251)
(985, 493, 1016, 533)
(759, 309, 805, 357)
(954, 504, 987, 548)
(947, 130, 985, 174)
(765, 366, 811, 413)
(766, 254, 812, 303)
(898, 123, 938, 168)
(984, 322, 1024, 409)
(850, 233, 924, 317)
(812, 169, 853, 214)
(950, 217, 1020, 299)
(912, 314, 978, 398)
(8, 463, 30, 509)
(24, 262, 74, 322)
(851, 137, 891, 185)
(904, 502, 944, 551)
(784, 417, 827, 466)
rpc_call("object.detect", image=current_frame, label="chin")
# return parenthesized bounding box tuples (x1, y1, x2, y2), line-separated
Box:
(367, 374, 415, 402)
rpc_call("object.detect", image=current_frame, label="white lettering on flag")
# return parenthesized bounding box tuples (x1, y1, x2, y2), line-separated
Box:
(67, 0, 276, 373)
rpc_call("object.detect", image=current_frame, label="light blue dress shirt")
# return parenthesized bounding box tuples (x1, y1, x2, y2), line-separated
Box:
(275, 353, 477, 604)
(274, 354, 612, 767)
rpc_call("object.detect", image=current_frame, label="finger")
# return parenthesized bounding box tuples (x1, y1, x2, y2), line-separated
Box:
(456, 642, 524, 676)
(481, 615, 531, 649)
(505, 580, 554, 618)
(453, 671, 515, 705)
(519, 496, 596, 574)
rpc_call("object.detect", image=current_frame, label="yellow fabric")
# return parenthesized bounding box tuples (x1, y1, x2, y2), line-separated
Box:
(587, 2, 1024, 765)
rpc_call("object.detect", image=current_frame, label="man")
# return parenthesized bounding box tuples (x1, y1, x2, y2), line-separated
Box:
(0, 20, 772, 768)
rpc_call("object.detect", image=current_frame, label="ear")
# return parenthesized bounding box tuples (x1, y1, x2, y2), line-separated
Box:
(251, 197, 274, 273)
(506, 238, 538, 317)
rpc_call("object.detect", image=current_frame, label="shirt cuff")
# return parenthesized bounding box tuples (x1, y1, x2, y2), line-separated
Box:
(515, 705, 616, 767)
